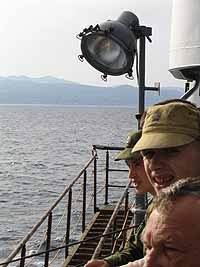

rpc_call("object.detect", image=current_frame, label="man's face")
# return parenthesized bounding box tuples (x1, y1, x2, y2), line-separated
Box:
(126, 159, 155, 195)
(142, 141, 200, 193)
(143, 196, 200, 267)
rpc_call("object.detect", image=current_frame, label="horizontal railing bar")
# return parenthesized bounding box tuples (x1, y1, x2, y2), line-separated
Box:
(2, 151, 97, 267)
(108, 168, 128, 172)
(108, 184, 135, 189)
(0, 224, 138, 266)
(93, 145, 124, 151)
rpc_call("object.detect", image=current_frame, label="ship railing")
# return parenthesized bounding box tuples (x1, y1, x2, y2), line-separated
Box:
(92, 145, 128, 206)
(0, 144, 134, 267)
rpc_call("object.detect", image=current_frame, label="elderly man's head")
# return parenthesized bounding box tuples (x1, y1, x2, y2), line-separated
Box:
(132, 99, 200, 193)
(142, 177, 200, 267)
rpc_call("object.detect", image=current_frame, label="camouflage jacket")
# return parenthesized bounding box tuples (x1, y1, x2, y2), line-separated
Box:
(104, 199, 154, 267)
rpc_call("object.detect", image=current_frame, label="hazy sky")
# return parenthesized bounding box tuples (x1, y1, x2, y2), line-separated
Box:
(0, 0, 184, 89)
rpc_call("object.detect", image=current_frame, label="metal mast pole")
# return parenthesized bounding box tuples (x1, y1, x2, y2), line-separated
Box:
(134, 26, 159, 227)
(134, 34, 146, 227)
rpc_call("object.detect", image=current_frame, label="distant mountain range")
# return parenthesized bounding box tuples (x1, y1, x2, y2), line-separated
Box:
(0, 76, 183, 106)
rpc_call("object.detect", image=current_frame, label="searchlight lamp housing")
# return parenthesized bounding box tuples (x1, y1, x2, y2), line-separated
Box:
(78, 11, 143, 78)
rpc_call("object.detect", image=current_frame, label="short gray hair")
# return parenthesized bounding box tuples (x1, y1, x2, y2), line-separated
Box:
(154, 177, 200, 212)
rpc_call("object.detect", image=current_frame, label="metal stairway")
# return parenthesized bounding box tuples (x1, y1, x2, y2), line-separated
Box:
(62, 208, 133, 267)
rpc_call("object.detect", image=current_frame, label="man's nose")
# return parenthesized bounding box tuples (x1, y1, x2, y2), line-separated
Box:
(129, 167, 136, 179)
(144, 248, 165, 267)
(148, 151, 163, 171)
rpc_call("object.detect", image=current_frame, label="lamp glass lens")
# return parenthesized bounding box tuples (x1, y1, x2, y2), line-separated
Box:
(87, 35, 127, 70)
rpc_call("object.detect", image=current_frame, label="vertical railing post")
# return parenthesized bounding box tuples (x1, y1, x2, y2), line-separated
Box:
(65, 188, 72, 258)
(44, 212, 52, 267)
(93, 156, 97, 213)
(20, 244, 26, 267)
(105, 150, 109, 205)
(112, 218, 117, 250)
(82, 170, 87, 232)
(123, 191, 129, 247)
(124, 191, 129, 221)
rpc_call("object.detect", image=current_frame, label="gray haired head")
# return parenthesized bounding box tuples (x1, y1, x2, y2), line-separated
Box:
(154, 177, 200, 212)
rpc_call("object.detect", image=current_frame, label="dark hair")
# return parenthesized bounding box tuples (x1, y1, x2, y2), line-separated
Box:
(154, 177, 200, 212)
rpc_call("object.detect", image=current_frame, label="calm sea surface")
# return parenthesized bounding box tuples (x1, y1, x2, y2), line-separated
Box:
(0, 104, 138, 264)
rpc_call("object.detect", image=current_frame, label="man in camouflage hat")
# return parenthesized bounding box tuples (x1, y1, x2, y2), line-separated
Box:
(84, 131, 155, 267)
(119, 99, 200, 267)
(132, 99, 200, 194)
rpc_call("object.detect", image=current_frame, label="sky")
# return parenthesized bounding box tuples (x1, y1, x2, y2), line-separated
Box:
(0, 0, 185, 89)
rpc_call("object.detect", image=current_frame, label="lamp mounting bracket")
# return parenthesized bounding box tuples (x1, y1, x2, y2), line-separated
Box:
(77, 24, 101, 39)
(136, 26, 152, 42)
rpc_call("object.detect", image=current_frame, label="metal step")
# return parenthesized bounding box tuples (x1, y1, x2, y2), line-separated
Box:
(62, 207, 133, 267)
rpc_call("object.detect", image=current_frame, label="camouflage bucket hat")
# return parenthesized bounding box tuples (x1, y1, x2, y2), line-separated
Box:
(115, 130, 142, 161)
(132, 101, 200, 153)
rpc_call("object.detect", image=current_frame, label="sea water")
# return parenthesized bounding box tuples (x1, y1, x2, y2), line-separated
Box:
(0, 104, 137, 264)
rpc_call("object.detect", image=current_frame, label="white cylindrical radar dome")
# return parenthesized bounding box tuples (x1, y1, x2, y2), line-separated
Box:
(169, 0, 200, 81)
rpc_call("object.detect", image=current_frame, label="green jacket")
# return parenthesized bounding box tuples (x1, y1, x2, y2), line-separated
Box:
(104, 200, 154, 267)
